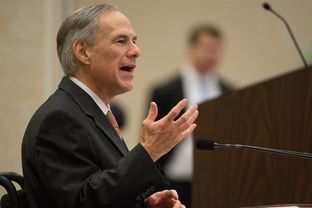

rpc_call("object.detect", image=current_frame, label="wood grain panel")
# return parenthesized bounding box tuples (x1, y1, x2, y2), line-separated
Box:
(193, 67, 312, 207)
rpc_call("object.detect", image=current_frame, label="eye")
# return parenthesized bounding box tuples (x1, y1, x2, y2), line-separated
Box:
(117, 39, 126, 44)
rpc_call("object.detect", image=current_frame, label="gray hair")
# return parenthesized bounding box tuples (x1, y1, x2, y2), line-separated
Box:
(56, 3, 118, 76)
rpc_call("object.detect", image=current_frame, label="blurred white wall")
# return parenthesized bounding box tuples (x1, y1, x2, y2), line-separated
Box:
(0, 0, 311, 182)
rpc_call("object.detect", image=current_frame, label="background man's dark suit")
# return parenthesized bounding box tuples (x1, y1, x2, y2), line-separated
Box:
(22, 77, 169, 208)
(150, 74, 232, 206)
(151, 75, 232, 133)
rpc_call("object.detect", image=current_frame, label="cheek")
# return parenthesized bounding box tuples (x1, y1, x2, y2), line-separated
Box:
(197, 51, 210, 62)
(102, 50, 122, 69)
(201, 51, 217, 61)
(92, 52, 118, 73)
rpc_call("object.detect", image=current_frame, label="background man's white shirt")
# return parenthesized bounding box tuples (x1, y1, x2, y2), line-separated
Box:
(164, 64, 221, 181)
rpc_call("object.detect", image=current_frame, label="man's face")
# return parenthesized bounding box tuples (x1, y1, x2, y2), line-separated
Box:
(85, 11, 141, 97)
(189, 33, 222, 74)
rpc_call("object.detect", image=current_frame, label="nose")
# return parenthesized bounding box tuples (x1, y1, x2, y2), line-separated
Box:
(127, 42, 141, 58)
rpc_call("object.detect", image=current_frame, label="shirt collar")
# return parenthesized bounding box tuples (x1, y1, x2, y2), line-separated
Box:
(181, 63, 219, 83)
(180, 63, 221, 105)
(69, 76, 110, 115)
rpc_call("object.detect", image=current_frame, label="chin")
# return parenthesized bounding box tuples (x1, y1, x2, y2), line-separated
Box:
(119, 84, 134, 94)
(125, 85, 134, 92)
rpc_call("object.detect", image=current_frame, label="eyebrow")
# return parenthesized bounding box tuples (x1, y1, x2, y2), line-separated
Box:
(113, 34, 137, 41)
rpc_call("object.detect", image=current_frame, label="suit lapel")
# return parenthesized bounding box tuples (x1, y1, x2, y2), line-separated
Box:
(58, 77, 128, 156)
(93, 114, 129, 155)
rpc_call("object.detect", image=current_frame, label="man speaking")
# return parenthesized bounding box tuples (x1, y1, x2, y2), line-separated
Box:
(22, 3, 198, 208)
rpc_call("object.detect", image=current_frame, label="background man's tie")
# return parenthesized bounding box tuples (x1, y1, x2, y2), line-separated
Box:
(106, 110, 122, 139)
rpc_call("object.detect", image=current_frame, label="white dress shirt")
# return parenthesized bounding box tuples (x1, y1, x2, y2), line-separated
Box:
(164, 64, 222, 181)
(69, 77, 110, 115)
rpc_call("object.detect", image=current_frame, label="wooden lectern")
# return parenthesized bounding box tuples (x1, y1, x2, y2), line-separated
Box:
(193, 67, 312, 208)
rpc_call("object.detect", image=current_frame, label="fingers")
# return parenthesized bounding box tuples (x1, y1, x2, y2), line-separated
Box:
(169, 189, 179, 200)
(144, 102, 158, 123)
(145, 190, 180, 208)
(145, 194, 157, 205)
(174, 104, 198, 127)
(178, 108, 198, 132)
(153, 189, 178, 200)
(161, 189, 178, 200)
(178, 123, 197, 141)
(164, 99, 188, 121)
(141, 99, 198, 163)
(172, 200, 186, 208)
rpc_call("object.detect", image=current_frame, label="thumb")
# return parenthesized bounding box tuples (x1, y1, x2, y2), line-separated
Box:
(145, 102, 158, 123)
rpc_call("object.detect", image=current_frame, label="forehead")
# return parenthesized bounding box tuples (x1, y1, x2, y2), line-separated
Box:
(191, 34, 222, 50)
(197, 33, 220, 44)
(96, 11, 136, 38)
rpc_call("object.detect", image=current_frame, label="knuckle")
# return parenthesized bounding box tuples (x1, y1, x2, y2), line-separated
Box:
(158, 121, 166, 128)
(142, 120, 148, 126)
(171, 110, 179, 117)
(180, 116, 187, 123)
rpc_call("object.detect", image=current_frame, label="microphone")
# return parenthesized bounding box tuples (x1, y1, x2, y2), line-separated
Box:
(196, 139, 312, 160)
(262, 2, 309, 69)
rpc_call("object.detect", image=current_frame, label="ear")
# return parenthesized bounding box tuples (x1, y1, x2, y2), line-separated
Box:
(72, 40, 91, 65)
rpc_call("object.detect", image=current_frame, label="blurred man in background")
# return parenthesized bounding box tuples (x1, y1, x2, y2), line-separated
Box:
(150, 24, 233, 207)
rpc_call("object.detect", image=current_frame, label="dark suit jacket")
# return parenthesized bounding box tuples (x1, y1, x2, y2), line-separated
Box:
(22, 77, 169, 208)
(150, 75, 232, 169)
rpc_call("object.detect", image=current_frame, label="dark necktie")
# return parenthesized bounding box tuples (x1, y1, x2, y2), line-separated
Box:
(106, 110, 122, 139)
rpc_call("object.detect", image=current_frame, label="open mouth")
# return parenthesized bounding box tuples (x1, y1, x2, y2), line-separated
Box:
(119, 66, 135, 72)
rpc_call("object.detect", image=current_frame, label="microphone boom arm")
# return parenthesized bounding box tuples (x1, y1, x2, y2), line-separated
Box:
(214, 142, 312, 160)
(242, 144, 312, 159)
(269, 8, 308, 68)
(263, 2, 309, 68)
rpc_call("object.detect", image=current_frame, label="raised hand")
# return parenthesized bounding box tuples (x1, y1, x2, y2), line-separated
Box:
(141, 99, 198, 161)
